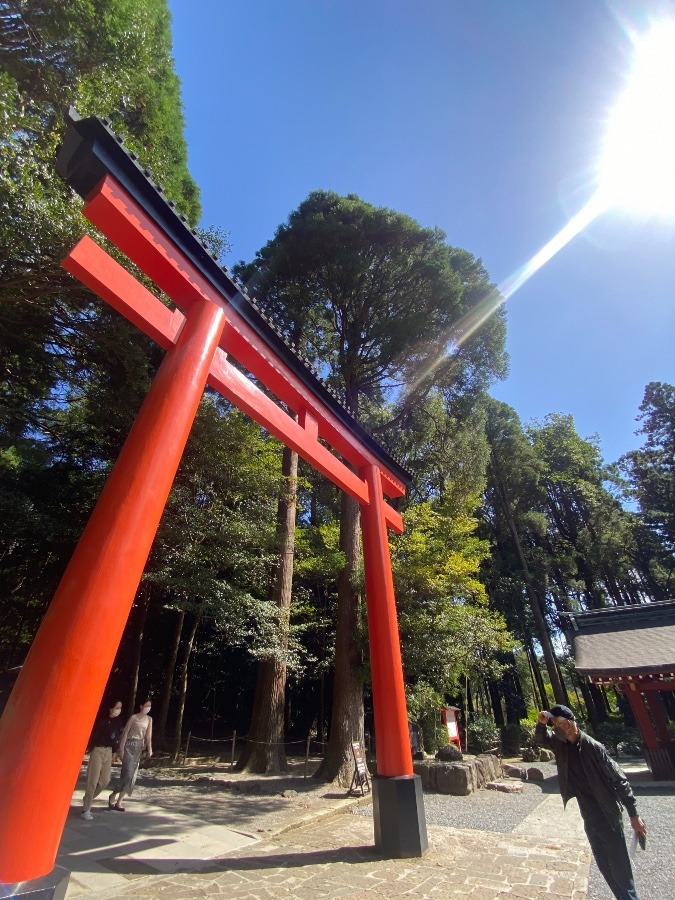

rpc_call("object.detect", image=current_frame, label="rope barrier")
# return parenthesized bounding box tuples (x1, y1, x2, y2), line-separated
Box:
(188, 735, 328, 747)
(178, 731, 330, 775)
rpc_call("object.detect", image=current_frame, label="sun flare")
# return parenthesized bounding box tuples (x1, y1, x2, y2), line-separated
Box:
(599, 20, 675, 216)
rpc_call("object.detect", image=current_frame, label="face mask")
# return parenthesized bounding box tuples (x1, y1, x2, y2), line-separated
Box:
(553, 725, 568, 741)
(110, 708, 121, 718)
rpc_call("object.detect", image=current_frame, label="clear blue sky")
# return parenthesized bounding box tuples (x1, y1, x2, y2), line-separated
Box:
(167, 0, 675, 466)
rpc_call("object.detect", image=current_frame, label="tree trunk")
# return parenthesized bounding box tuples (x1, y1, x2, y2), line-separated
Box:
(171, 608, 201, 763)
(314, 491, 364, 785)
(124, 582, 151, 715)
(578, 677, 601, 730)
(154, 607, 185, 749)
(491, 450, 567, 704)
(488, 681, 504, 726)
(555, 660, 571, 707)
(526, 638, 550, 709)
(237, 445, 298, 774)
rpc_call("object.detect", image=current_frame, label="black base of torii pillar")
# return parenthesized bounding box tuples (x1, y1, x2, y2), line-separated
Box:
(2, 865, 70, 900)
(373, 774, 428, 857)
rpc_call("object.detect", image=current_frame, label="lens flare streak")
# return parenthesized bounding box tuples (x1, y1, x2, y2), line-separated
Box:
(497, 194, 606, 304)
(403, 194, 605, 398)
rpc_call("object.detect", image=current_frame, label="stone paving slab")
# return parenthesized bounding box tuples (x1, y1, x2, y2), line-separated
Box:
(60, 797, 260, 897)
(62, 805, 591, 899)
(512, 795, 586, 842)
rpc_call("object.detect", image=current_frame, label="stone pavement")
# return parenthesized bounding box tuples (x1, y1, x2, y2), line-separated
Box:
(60, 763, 592, 899)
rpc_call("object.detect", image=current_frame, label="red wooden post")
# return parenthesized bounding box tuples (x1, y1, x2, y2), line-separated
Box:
(645, 691, 671, 744)
(360, 464, 412, 777)
(625, 686, 659, 750)
(360, 463, 426, 856)
(0, 299, 225, 882)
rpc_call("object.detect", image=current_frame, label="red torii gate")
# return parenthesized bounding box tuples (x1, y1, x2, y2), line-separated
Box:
(0, 111, 427, 893)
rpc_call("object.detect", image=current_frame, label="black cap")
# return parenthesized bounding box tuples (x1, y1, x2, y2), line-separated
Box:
(550, 704, 576, 721)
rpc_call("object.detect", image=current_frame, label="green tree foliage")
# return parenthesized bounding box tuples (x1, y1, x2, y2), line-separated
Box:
(0, 0, 202, 666)
(528, 414, 642, 609)
(481, 400, 568, 704)
(148, 401, 282, 645)
(0, 0, 199, 448)
(480, 399, 673, 724)
(142, 400, 284, 754)
(393, 501, 513, 693)
(621, 382, 675, 559)
(241, 191, 506, 416)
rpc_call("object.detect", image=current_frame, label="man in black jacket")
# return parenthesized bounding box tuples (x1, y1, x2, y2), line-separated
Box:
(535, 705, 647, 900)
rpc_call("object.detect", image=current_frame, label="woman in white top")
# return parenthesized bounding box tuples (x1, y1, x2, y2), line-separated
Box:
(108, 699, 153, 811)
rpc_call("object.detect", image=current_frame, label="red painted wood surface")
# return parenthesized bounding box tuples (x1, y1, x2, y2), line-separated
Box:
(360, 464, 414, 777)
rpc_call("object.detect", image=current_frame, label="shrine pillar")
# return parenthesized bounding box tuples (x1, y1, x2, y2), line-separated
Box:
(360, 464, 427, 857)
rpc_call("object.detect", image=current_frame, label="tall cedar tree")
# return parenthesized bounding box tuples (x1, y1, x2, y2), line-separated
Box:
(240, 191, 506, 783)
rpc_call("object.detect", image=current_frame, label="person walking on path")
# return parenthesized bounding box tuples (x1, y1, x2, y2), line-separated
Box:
(109, 699, 153, 812)
(535, 705, 647, 900)
(81, 699, 123, 820)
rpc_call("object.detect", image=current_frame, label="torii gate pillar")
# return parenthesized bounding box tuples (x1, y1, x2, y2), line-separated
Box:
(361, 464, 427, 857)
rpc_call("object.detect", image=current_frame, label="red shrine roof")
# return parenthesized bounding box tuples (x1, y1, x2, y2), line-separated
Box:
(563, 601, 675, 677)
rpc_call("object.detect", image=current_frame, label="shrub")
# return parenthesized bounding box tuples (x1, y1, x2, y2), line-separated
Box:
(467, 714, 499, 753)
(593, 720, 641, 758)
(405, 682, 446, 754)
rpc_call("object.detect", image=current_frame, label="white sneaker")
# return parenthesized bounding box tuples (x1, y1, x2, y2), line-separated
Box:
(81, 810, 93, 821)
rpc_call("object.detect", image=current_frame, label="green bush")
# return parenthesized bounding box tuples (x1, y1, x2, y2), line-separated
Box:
(593, 720, 641, 757)
(467, 714, 499, 753)
(405, 683, 446, 754)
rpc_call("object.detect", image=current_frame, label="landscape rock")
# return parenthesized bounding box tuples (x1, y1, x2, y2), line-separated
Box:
(413, 761, 431, 791)
(435, 743, 463, 762)
(281, 789, 298, 798)
(486, 781, 524, 793)
(502, 763, 526, 780)
(413, 753, 501, 795)
(525, 766, 544, 782)
(435, 763, 474, 796)
(478, 753, 502, 782)
(539, 748, 554, 762)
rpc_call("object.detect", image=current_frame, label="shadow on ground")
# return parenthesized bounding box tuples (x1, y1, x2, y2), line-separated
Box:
(93, 845, 380, 878)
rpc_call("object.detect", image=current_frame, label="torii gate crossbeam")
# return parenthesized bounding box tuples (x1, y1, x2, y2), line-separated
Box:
(0, 111, 427, 894)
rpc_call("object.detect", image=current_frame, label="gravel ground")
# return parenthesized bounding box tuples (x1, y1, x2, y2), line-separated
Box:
(353, 760, 561, 832)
